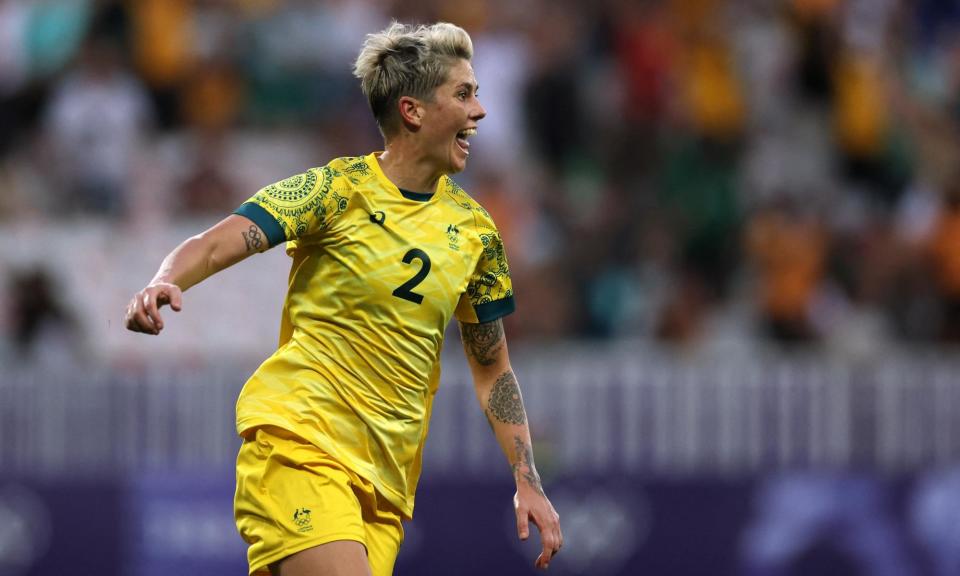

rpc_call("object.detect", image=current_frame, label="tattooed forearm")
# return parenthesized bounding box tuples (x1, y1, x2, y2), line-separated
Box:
(512, 436, 544, 495)
(241, 225, 263, 252)
(487, 371, 526, 425)
(460, 319, 504, 366)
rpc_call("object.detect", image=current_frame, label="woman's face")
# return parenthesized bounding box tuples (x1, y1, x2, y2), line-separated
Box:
(418, 59, 486, 175)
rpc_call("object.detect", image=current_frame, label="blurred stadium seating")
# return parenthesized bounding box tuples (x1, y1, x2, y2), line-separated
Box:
(5, 0, 960, 574)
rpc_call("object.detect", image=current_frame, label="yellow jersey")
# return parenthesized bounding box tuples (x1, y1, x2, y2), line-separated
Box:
(233, 152, 514, 518)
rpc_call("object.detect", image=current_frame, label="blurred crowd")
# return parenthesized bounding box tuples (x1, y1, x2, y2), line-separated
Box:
(4, 0, 960, 356)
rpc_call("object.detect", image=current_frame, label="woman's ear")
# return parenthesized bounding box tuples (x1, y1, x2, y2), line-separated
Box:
(398, 96, 423, 131)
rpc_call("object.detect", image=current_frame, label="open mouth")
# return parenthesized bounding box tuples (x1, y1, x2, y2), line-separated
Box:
(456, 128, 477, 154)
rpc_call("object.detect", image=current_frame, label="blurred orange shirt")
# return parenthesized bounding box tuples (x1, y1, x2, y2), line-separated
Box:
(835, 55, 888, 157)
(791, 0, 841, 19)
(684, 42, 744, 139)
(748, 211, 826, 320)
(930, 211, 960, 298)
(131, 0, 194, 87)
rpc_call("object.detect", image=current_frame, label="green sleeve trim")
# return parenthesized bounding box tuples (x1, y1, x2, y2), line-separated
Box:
(234, 202, 286, 247)
(474, 296, 516, 323)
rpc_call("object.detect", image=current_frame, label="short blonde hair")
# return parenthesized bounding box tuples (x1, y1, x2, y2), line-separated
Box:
(354, 22, 473, 135)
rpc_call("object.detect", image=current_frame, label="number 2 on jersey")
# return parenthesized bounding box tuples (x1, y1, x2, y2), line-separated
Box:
(392, 248, 431, 304)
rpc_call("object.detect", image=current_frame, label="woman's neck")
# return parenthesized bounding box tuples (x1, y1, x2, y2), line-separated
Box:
(378, 143, 441, 194)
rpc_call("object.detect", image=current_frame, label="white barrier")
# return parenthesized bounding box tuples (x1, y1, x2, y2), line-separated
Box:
(3, 349, 960, 478)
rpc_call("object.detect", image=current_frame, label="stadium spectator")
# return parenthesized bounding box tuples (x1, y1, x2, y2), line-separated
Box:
(42, 35, 152, 216)
(926, 175, 960, 341)
(4, 266, 82, 365)
(173, 128, 239, 217)
(745, 198, 828, 343)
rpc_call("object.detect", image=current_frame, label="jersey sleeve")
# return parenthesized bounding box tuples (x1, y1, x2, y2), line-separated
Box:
(455, 222, 516, 324)
(233, 166, 346, 247)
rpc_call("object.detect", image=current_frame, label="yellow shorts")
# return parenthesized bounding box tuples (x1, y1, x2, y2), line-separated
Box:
(234, 426, 404, 576)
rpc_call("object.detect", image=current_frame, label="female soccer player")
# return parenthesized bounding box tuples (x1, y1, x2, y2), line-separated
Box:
(125, 21, 562, 576)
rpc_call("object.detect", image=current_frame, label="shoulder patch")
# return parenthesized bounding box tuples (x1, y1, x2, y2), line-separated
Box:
(253, 167, 340, 237)
(479, 232, 510, 276)
(262, 171, 319, 205)
(468, 232, 512, 304)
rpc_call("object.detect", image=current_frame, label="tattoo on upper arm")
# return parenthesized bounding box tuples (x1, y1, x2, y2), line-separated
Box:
(242, 225, 264, 252)
(512, 436, 544, 495)
(487, 370, 526, 425)
(460, 319, 504, 366)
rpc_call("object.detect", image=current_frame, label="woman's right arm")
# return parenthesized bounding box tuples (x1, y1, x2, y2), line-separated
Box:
(125, 214, 270, 335)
